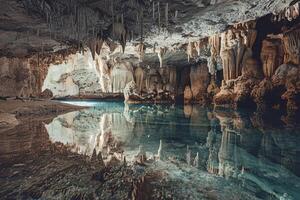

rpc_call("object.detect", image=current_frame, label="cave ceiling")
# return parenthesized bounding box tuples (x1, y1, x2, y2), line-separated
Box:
(0, 0, 295, 63)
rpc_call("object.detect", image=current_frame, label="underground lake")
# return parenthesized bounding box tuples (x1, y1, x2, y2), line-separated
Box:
(1, 101, 300, 199)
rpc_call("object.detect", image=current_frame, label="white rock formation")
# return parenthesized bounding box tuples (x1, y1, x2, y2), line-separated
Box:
(42, 49, 102, 97)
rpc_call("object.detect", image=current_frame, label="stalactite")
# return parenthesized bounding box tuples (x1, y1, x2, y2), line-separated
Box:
(158, 2, 161, 32)
(140, 9, 144, 43)
(152, 1, 155, 20)
(175, 10, 178, 22)
(187, 40, 196, 62)
(111, 0, 115, 39)
(165, 3, 168, 27)
(112, 23, 127, 53)
(195, 39, 207, 56)
(95, 38, 104, 55)
(153, 42, 158, 53)
(208, 35, 221, 75)
(209, 35, 221, 58)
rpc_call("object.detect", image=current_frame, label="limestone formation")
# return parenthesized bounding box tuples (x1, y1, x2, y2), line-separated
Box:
(261, 38, 283, 78)
(208, 35, 221, 75)
(111, 58, 134, 93)
(95, 56, 112, 93)
(134, 66, 144, 94)
(112, 22, 127, 53)
(187, 40, 197, 62)
(219, 21, 257, 82)
(136, 42, 146, 62)
(157, 47, 168, 68)
(282, 30, 300, 65)
(272, 2, 299, 22)
(190, 63, 210, 103)
(123, 81, 140, 102)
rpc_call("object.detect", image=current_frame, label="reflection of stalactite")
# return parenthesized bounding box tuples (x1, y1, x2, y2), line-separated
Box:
(157, 139, 163, 160)
(193, 152, 199, 167)
(186, 145, 191, 166)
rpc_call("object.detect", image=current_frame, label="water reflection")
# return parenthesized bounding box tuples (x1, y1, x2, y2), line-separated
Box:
(1, 101, 300, 199)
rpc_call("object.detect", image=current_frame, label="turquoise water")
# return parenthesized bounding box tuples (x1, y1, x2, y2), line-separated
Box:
(1, 100, 300, 199)
(50, 101, 300, 200)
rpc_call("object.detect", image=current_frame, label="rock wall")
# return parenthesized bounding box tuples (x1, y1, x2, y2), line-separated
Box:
(184, 62, 210, 104)
(43, 50, 103, 97)
(0, 49, 74, 98)
(209, 14, 300, 112)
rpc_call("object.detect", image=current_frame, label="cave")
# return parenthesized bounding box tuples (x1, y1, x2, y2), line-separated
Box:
(1, 0, 300, 199)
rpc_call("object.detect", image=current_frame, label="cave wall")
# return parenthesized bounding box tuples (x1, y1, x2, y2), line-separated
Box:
(0, 49, 74, 98)
(203, 2, 300, 112)
(0, 57, 36, 97)
(43, 50, 103, 97)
